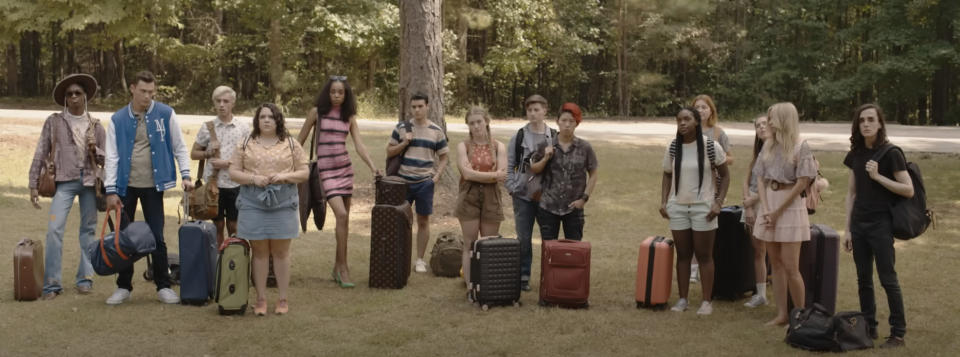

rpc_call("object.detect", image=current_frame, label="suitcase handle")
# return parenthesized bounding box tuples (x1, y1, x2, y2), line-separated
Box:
(99, 206, 130, 268)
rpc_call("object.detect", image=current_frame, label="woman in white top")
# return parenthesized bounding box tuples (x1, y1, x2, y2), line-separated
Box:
(659, 107, 730, 315)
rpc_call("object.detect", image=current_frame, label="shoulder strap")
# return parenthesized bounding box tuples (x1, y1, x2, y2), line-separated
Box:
(706, 138, 717, 167)
(288, 136, 297, 168)
(871, 143, 898, 162)
(310, 111, 320, 161)
(514, 128, 524, 162)
(50, 115, 59, 163)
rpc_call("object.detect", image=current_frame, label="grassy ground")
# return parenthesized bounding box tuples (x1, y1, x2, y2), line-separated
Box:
(1, 120, 958, 356)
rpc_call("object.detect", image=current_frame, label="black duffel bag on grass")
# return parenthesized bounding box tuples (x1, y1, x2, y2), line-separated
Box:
(786, 304, 839, 351)
(88, 207, 157, 276)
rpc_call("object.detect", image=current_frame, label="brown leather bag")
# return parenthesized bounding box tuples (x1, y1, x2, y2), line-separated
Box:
(189, 121, 220, 220)
(385, 121, 413, 176)
(37, 117, 58, 197)
(14, 238, 44, 301)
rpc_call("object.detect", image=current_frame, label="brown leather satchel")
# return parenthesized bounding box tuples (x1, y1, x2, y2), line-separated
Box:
(189, 121, 220, 220)
(37, 117, 58, 197)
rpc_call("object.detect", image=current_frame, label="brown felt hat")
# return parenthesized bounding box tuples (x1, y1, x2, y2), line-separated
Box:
(53, 73, 98, 107)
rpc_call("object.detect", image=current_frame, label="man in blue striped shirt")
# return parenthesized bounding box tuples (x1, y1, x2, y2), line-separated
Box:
(386, 93, 449, 273)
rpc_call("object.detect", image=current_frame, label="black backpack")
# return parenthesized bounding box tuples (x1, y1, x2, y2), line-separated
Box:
(872, 144, 933, 240)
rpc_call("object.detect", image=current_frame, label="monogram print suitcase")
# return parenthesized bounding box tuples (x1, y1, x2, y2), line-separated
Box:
(369, 202, 413, 289)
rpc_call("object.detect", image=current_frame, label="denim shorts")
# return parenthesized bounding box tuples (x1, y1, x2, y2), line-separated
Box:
(666, 201, 717, 232)
(406, 179, 435, 216)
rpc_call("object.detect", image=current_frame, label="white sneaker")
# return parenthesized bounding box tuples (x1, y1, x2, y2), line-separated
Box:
(157, 288, 180, 304)
(105, 288, 131, 305)
(690, 264, 700, 283)
(744, 294, 768, 308)
(415, 259, 427, 273)
(670, 298, 688, 312)
(697, 301, 713, 315)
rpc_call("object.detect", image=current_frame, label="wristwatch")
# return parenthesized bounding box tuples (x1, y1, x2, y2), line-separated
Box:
(581, 193, 590, 202)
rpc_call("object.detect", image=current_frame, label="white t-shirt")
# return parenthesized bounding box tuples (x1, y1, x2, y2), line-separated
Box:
(662, 137, 726, 204)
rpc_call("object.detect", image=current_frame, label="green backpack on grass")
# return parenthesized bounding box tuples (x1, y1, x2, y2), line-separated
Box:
(430, 232, 463, 277)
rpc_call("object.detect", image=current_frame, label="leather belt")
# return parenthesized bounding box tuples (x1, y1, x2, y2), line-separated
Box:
(767, 180, 796, 191)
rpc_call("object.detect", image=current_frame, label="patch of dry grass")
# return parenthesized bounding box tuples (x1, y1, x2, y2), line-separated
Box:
(1, 120, 958, 356)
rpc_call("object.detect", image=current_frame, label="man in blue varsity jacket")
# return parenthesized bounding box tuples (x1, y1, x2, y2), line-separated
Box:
(103, 70, 193, 305)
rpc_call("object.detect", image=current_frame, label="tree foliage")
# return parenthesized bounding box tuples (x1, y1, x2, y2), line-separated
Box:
(0, 0, 957, 124)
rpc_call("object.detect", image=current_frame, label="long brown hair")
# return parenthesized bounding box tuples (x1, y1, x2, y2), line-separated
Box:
(850, 103, 888, 152)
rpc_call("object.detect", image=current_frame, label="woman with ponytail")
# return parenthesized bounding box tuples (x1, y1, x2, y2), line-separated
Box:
(659, 107, 730, 315)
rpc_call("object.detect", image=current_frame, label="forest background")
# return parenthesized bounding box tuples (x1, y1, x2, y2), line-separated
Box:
(1, 0, 959, 125)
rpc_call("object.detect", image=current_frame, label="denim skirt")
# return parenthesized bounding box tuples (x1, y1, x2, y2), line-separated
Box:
(236, 184, 300, 240)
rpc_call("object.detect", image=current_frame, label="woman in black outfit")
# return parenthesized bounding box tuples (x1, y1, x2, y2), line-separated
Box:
(843, 104, 914, 349)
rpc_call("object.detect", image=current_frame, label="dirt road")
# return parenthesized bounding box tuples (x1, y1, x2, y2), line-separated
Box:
(2, 109, 958, 153)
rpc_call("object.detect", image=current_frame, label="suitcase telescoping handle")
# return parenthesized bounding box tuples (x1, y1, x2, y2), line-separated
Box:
(98, 206, 130, 268)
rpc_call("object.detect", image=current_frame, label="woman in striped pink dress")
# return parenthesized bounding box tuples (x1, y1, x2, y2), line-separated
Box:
(298, 77, 381, 288)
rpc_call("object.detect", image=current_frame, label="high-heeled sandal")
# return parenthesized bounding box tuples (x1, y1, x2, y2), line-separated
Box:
(253, 299, 267, 316)
(274, 299, 289, 315)
(333, 269, 355, 288)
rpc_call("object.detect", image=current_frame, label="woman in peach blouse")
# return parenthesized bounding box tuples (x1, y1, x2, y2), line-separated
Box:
(229, 103, 309, 316)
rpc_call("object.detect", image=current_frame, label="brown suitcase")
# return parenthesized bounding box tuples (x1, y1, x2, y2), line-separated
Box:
(14, 238, 44, 301)
(636, 236, 674, 309)
(368, 202, 413, 289)
(539, 239, 591, 308)
(375, 176, 408, 206)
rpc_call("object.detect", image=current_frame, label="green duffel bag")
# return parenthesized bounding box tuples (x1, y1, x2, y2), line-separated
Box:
(215, 237, 250, 315)
(430, 231, 463, 277)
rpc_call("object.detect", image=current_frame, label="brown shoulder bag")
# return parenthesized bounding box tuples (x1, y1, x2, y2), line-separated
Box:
(37, 116, 58, 197)
(189, 121, 220, 220)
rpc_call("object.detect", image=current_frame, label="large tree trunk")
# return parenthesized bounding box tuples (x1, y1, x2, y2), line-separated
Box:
(114, 39, 127, 95)
(268, 17, 284, 104)
(19, 31, 41, 97)
(5, 44, 18, 96)
(616, 0, 627, 117)
(399, 0, 445, 130)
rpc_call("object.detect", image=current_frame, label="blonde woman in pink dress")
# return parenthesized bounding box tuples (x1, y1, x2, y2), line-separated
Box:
(297, 77, 380, 288)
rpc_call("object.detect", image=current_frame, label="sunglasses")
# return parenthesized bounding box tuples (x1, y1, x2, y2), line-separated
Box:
(330, 75, 347, 81)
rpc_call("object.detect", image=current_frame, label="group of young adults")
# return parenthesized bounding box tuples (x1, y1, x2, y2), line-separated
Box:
(28, 72, 911, 347)
(657, 96, 912, 348)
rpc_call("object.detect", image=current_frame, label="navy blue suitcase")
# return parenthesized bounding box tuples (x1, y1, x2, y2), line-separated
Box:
(179, 220, 218, 305)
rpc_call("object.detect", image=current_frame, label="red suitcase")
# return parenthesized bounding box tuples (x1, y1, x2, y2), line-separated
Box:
(14, 238, 44, 301)
(636, 236, 674, 309)
(539, 239, 591, 308)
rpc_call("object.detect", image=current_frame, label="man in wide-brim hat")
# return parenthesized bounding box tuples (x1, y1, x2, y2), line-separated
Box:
(27, 73, 106, 300)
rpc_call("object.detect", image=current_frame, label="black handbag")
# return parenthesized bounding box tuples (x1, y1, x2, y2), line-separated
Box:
(834, 311, 874, 351)
(88, 207, 157, 276)
(785, 304, 839, 351)
(298, 120, 326, 232)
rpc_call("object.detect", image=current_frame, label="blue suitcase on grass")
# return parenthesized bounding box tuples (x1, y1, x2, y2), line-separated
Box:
(179, 220, 218, 305)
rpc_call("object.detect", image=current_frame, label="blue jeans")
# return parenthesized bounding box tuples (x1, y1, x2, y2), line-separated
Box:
(513, 196, 540, 281)
(44, 180, 96, 294)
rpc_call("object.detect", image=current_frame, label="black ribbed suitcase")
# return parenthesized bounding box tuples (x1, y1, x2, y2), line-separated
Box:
(712, 206, 756, 300)
(368, 202, 413, 289)
(470, 237, 521, 310)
